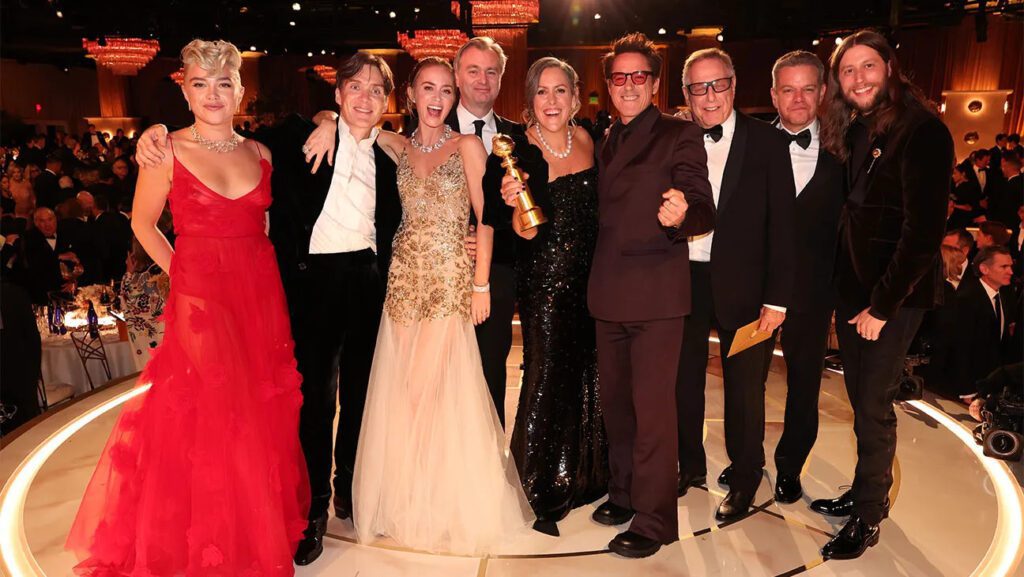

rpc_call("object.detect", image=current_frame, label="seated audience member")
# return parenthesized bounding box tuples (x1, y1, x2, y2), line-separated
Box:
(76, 191, 96, 221)
(20, 207, 74, 303)
(950, 164, 982, 229)
(0, 279, 43, 435)
(94, 194, 132, 283)
(942, 228, 974, 280)
(976, 220, 1012, 251)
(919, 245, 968, 396)
(121, 237, 168, 371)
(55, 199, 101, 286)
(110, 155, 137, 203)
(989, 150, 1023, 225)
(952, 246, 1017, 401)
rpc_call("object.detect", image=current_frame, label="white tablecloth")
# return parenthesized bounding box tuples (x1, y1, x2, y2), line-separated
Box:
(41, 334, 137, 396)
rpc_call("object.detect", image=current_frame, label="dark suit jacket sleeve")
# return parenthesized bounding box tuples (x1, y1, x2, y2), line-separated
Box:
(869, 118, 954, 319)
(669, 122, 714, 239)
(764, 132, 798, 308)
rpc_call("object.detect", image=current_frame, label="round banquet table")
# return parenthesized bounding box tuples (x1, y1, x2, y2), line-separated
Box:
(40, 333, 137, 396)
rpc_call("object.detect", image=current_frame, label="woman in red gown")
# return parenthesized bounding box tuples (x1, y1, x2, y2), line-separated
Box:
(65, 39, 310, 576)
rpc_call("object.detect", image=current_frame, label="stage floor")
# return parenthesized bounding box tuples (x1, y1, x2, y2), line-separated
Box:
(2, 339, 1022, 577)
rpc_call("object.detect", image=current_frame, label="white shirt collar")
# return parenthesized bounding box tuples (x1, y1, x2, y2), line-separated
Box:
(980, 278, 1001, 301)
(338, 115, 380, 152)
(456, 103, 496, 131)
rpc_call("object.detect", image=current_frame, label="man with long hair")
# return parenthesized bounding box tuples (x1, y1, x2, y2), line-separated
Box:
(813, 30, 952, 560)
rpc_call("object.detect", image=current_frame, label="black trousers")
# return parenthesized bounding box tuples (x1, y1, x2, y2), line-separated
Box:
(677, 262, 774, 494)
(596, 316, 684, 543)
(774, 303, 835, 476)
(835, 299, 924, 525)
(474, 263, 516, 428)
(289, 250, 383, 519)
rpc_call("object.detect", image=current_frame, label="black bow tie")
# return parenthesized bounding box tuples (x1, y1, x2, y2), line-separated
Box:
(703, 125, 723, 143)
(787, 129, 812, 150)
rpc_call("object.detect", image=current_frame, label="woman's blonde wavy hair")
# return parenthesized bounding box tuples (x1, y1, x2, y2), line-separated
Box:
(180, 39, 242, 85)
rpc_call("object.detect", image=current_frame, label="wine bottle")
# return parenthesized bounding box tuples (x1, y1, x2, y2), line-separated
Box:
(87, 300, 100, 339)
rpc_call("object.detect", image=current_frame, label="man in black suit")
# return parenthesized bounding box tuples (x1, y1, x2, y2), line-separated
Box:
(34, 154, 66, 209)
(83, 124, 107, 151)
(953, 246, 1017, 399)
(20, 207, 75, 303)
(990, 133, 1007, 170)
(92, 194, 132, 284)
(766, 51, 845, 505)
(135, 52, 402, 566)
(812, 30, 952, 560)
(990, 149, 1024, 228)
(958, 148, 992, 198)
(950, 164, 983, 229)
(444, 36, 525, 428)
(589, 32, 714, 558)
(675, 47, 796, 521)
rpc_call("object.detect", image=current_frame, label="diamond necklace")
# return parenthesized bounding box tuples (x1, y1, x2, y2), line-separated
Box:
(189, 124, 242, 153)
(410, 125, 453, 153)
(534, 124, 573, 159)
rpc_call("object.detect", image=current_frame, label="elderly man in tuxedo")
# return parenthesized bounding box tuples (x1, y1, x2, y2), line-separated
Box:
(588, 32, 714, 559)
(765, 51, 845, 504)
(675, 48, 797, 521)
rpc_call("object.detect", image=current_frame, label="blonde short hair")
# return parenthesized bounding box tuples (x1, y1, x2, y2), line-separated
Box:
(180, 39, 242, 85)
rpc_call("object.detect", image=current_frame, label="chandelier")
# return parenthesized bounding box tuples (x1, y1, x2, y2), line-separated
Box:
(170, 68, 184, 86)
(397, 29, 469, 60)
(468, 0, 540, 27)
(83, 37, 160, 75)
(313, 65, 337, 84)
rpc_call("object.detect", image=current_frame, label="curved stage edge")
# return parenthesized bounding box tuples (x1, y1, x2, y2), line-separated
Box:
(2, 359, 1023, 577)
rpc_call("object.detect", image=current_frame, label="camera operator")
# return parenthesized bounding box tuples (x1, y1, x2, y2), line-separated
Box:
(968, 362, 1023, 422)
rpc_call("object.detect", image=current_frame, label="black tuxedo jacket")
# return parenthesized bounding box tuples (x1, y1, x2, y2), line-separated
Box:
(703, 112, 797, 329)
(789, 143, 844, 312)
(588, 107, 715, 322)
(958, 158, 994, 195)
(952, 275, 1016, 387)
(950, 180, 983, 230)
(836, 105, 953, 319)
(989, 174, 1023, 228)
(258, 114, 401, 289)
(20, 228, 75, 303)
(34, 170, 64, 209)
(94, 211, 133, 283)
(444, 107, 526, 268)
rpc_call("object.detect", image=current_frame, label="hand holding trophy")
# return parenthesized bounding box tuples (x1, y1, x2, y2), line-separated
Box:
(492, 134, 547, 230)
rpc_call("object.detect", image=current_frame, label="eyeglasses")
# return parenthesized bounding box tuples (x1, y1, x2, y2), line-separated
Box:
(685, 76, 734, 96)
(608, 70, 653, 86)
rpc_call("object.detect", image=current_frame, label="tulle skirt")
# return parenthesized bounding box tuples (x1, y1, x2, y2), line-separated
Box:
(65, 234, 310, 577)
(353, 312, 533, 555)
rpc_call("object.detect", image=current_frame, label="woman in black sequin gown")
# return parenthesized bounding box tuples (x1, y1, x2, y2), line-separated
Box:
(502, 58, 609, 536)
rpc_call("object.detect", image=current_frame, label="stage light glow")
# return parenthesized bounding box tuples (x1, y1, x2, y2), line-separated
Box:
(717, 33, 725, 42)
(292, 2, 301, 10)
(658, 28, 667, 35)
(594, 13, 601, 20)
(835, 36, 844, 45)
(812, 38, 820, 46)
(389, 11, 396, 18)
(289, 20, 296, 26)
(0, 384, 151, 577)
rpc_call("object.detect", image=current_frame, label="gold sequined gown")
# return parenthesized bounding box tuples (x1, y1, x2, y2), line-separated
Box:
(352, 149, 533, 555)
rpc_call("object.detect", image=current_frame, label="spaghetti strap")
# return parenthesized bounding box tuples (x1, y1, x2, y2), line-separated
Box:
(167, 133, 175, 153)
(253, 139, 263, 160)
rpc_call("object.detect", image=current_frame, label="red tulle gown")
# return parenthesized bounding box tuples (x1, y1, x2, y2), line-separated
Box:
(66, 140, 310, 577)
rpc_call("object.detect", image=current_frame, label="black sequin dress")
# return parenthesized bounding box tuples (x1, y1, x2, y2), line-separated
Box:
(510, 162, 610, 523)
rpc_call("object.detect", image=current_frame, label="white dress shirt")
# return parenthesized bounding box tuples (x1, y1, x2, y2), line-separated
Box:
(688, 110, 735, 263)
(779, 119, 819, 196)
(308, 117, 379, 254)
(980, 279, 1004, 338)
(456, 103, 497, 155)
(1017, 227, 1023, 251)
(974, 164, 987, 191)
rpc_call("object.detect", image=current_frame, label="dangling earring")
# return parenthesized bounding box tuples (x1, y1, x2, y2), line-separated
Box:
(187, 101, 191, 111)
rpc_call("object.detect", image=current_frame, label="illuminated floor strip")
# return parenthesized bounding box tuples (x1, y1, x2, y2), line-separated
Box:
(0, 384, 151, 577)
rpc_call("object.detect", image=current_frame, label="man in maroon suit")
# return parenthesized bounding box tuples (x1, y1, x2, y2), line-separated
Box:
(587, 32, 715, 558)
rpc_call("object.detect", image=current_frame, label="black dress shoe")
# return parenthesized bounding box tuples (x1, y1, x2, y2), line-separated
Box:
(293, 513, 327, 566)
(592, 501, 635, 526)
(532, 519, 560, 537)
(715, 489, 756, 521)
(677, 471, 707, 497)
(821, 515, 880, 560)
(717, 465, 733, 487)
(810, 490, 889, 518)
(774, 474, 803, 504)
(608, 530, 662, 558)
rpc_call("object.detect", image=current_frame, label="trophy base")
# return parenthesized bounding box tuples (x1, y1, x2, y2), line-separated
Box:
(519, 209, 547, 230)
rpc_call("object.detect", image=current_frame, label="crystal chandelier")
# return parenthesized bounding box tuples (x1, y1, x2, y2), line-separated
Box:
(170, 68, 184, 86)
(313, 65, 337, 84)
(83, 37, 160, 75)
(397, 29, 469, 60)
(469, 0, 540, 27)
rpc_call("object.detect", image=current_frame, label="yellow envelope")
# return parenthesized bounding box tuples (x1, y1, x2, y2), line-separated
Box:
(726, 318, 774, 357)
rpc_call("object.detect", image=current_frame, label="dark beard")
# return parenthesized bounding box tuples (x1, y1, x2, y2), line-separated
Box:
(844, 84, 888, 114)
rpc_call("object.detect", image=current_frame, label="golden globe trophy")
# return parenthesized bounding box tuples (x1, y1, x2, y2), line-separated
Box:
(491, 133, 547, 230)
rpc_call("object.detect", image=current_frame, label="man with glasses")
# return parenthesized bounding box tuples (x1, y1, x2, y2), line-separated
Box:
(675, 48, 796, 521)
(588, 32, 714, 558)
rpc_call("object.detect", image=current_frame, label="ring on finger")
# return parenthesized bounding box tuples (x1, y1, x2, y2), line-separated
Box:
(302, 145, 311, 155)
